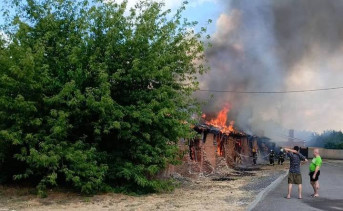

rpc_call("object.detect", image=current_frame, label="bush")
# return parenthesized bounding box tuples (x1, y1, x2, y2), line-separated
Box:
(0, 0, 208, 195)
(324, 142, 343, 149)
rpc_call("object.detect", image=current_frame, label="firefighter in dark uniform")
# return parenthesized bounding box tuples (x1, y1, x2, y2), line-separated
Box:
(252, 148, 257, 165)
(278, 148, 285, 165)
(269, 150, 275, 165)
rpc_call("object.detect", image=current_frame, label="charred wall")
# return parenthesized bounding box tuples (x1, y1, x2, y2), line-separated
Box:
(160, 126, 271, 178)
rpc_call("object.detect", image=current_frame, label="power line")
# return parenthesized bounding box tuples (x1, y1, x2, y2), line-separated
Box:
(197, 86, 343, 94)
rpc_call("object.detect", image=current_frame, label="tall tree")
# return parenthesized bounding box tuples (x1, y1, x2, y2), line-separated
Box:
(0, 0, 209, 195)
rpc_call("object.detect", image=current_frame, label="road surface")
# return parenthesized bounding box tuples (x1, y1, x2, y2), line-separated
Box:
(252, 160, 343, 211)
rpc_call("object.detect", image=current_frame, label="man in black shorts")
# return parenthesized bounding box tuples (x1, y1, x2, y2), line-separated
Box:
(283, 146, 308, 199)
(309, 148, 322, 197)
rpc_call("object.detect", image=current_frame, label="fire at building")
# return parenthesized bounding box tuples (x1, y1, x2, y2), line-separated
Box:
(161, 106, 277, 178)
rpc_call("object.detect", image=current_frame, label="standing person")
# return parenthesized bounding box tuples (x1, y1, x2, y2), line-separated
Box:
(283, 146, 308, 199)
(252, 148, 257, 165)
(269, 150, 275, 165)
(278, 148, 285, 165)
(309, 148, 322, 197)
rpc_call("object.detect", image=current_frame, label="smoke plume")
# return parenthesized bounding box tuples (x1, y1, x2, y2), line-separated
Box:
(198, 0, 343, 137)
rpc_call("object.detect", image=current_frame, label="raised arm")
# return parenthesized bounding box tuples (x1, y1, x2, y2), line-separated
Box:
(283, 148, 298, 154)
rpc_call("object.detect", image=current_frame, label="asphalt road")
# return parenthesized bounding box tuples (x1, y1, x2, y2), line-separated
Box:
(252, 160, 343, 211)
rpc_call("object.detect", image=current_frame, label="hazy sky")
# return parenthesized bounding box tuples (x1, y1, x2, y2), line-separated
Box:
(197, 0, 343, 134)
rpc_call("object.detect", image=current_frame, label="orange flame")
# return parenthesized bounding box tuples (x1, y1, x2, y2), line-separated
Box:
(207, 106, 229, 128)
(202, 105, 235, 133)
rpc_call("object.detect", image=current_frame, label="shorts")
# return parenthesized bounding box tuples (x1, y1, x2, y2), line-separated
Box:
(288, 173, 302, 184)
(309, 170, 320, 182)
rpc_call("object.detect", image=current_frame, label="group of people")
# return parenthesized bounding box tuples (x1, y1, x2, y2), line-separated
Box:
(283, 146, 322, 199)
(251, 148, 285, 166)
(268, 149, 285, 166)
(251, 146, 322, 198)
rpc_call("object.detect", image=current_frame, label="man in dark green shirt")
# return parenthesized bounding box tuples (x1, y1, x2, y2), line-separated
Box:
(309, 148, 322, 197)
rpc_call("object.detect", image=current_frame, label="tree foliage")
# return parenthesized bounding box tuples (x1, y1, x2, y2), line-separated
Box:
(308, 131, 343, 149)
(0, 0, 208, 195)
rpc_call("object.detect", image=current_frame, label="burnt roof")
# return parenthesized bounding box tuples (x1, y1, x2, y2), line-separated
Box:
(194, 123, 247, 138)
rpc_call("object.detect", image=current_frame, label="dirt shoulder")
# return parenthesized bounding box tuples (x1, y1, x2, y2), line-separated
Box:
(0, 164, 288, 211)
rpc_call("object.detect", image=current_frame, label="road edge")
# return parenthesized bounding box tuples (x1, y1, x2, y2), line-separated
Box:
(246, 170, 288, 211)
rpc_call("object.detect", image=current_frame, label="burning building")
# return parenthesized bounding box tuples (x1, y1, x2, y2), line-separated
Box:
(190, 124, 255, 174)
(161, 106, 276, 178)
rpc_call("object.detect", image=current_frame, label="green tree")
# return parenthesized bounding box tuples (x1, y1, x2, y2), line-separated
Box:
(0, 0, 209, 195)
(308, 131, 343, 149)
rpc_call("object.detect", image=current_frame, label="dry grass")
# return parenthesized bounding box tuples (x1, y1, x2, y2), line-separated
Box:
(0, 164, 288, 211)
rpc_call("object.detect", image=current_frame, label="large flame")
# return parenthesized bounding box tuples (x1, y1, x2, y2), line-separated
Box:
(203, 105, 235, 133)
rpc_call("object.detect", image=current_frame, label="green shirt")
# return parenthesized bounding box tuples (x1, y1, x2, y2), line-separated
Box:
(309, 156, 322, 172)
